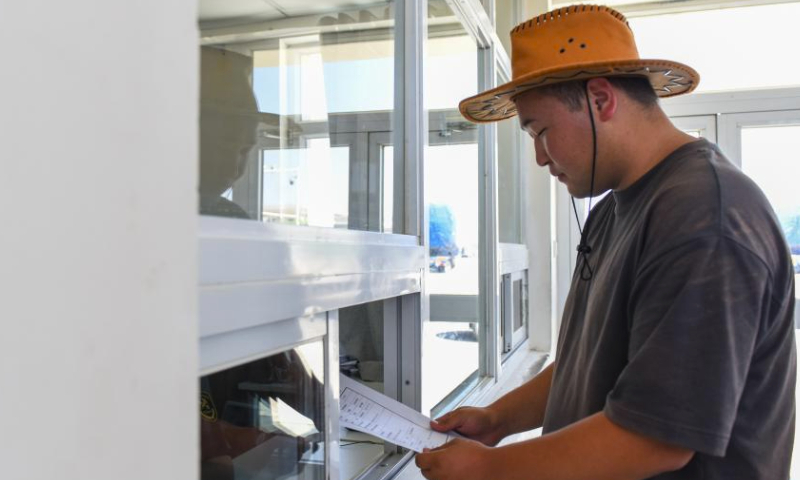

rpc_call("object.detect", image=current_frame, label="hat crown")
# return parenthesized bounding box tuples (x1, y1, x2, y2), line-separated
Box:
(510, 5, 640, 81)
(457, 3, 699, 123)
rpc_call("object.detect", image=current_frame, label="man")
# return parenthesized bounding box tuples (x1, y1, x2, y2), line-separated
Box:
(199, 46, 259, 219)
(416, 4, 796, 480)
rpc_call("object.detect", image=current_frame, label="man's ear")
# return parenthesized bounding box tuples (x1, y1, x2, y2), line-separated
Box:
(586, 77, 617, 122)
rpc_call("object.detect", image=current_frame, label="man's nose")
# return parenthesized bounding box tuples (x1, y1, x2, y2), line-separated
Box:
(534, 140, 550, 167)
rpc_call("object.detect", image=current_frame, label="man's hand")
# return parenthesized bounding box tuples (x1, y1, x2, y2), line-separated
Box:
(430, 406, 505, 446)
(415, 438, 497, 480)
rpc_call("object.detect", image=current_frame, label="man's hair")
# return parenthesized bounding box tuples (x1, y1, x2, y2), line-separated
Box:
(535, 76, 658, 111)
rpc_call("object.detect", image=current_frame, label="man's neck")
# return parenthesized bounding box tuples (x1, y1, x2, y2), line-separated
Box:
(612, 111, 697, 191)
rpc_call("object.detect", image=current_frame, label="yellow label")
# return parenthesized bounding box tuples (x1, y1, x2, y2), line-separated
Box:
(200, 391, 218, 422)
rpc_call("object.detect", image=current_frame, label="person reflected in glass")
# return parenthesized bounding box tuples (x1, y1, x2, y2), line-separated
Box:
(199, 46, 259, 219)
(200, 350, 324, 480)
(198, 47, 325, 480)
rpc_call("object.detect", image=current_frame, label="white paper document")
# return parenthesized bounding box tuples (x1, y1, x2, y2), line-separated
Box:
(339, 374, 458, 453)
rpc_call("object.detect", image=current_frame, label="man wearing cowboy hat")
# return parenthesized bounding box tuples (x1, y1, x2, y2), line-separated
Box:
(416, 4, 796, 480)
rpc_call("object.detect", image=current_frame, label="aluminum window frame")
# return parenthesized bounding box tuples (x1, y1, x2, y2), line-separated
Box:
(422, 0, 536, 413)
(197, 3, 428, 480)
(671, 115, 718, 142)
(196, 0, 543, 477)
(718, 109, 800, 168)
(199, 216, 424, 339)
(198, 312, 336, 479)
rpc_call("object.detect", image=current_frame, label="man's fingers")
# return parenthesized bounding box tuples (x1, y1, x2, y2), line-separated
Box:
(416, 443, 451, 470)
(416, 439, 468, 480)
(415, 451, 434, 470)
(429, 442, 449, 452)
(431, 411, 461, 432)
(430, 419, 450, 432)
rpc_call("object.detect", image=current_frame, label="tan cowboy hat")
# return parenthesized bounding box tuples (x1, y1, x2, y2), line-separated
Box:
(459, 4, 700, 123)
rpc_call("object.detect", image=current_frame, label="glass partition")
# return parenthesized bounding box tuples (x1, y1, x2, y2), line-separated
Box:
(501, 271, 528, 357)
(200, 342, 325, 480)
(338, 300, 398, 479)
(497, 77, 522, 244)
(423, 1, 482, 415)
(198, 0, 399, 232)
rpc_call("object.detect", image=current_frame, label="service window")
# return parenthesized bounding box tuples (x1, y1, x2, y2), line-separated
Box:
(199, 0, 400, 233)
(200, 342, 326, 480)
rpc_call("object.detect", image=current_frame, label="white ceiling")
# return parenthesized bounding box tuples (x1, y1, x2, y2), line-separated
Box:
(549, 0, 800, 17)
(199, 0, 386, 23)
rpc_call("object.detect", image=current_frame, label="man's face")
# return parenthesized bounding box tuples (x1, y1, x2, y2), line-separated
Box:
(513, 88, 597, 198)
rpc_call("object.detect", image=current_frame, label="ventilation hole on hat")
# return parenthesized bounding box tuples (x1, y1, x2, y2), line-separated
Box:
(569, 38, 574, 43)
(581, 43, 587, 49)
(560, 48, 566, 54)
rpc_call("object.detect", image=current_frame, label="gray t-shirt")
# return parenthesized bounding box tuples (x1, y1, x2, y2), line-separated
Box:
(543, 139, 796, 479)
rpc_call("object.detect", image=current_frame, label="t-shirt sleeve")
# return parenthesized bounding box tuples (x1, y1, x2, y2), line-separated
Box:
(603, 234, 772, 456)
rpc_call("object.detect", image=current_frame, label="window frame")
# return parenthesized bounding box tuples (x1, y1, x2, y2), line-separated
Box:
(196, 0, 541, 478)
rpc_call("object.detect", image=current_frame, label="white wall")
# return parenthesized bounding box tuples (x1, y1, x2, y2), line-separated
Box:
(522, 131, 556, 352)
(519, 0, 559, 354)
(0, 1, 198, 479)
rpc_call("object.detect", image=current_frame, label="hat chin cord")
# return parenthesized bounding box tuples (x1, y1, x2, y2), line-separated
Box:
(571, 82, 598, 281)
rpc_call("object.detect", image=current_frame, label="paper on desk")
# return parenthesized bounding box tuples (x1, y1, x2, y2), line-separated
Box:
(339, 374, 457, 453)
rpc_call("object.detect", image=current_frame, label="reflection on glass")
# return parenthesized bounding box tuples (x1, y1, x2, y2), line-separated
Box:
(497, 108, 522, 243)
(423, 1, 481, 415)
(198, 0, 398, 231)
(199, 46, 260, 219)
(383, 146, 395, 233)
(514, 278, 524, 331)
(262, 140, 350, 227)
(338, 301, 388, 479)
(200, 343, 325, 480)
(425, 4, 477, 111)
(740, 125, 800, 327)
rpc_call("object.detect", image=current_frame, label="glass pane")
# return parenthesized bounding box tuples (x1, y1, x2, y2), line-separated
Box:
(497, 103, 522, 243)
(513, 278, 524, 331)
(426, 1, 477, 111)
(383, 145, 395, 234)
(740, 124, 800, 329)
(630, 3, 800, 93)
(261, 139, 350, 228)
(198, 1, 398, 232)
(423, 1, 481, 415)
(200, 342, 325, 480)
(338, 301, 389, 480)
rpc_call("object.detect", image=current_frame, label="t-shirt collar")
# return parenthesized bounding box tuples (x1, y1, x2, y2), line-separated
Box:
(612, 138, 711, 216)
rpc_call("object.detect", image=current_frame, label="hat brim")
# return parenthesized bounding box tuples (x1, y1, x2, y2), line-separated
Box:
(459, 59, 699, 123)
